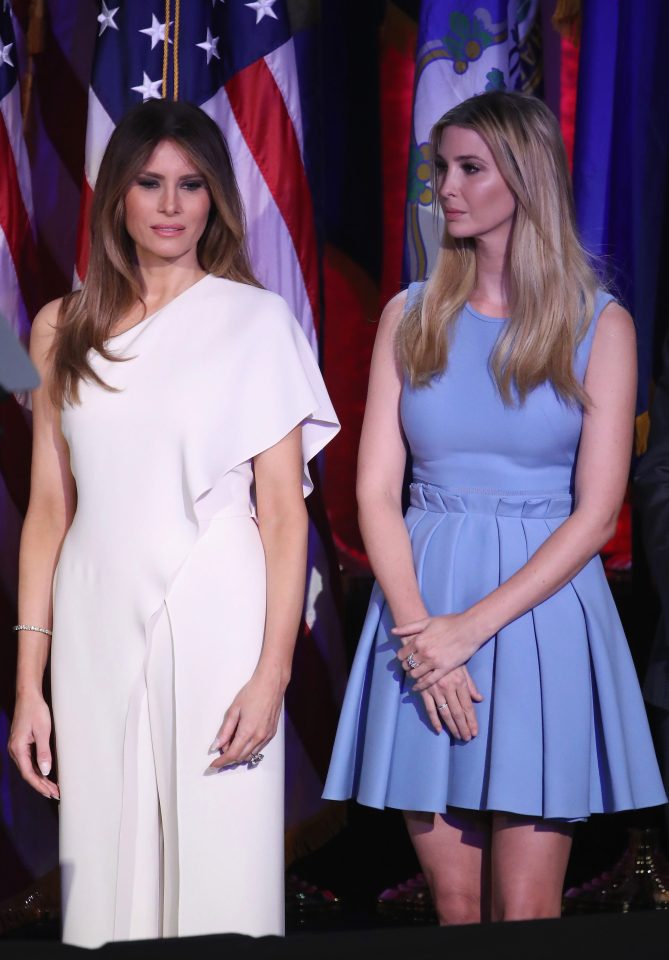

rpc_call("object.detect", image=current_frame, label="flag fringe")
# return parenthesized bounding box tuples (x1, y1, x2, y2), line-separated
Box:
(635, 410, 650, 457)
(21, 0, 46, 125)
(551, 0, 581, 40)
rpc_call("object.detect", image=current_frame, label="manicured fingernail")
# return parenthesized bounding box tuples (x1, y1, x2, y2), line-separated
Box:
(209, 740, 220, 753)
(38, 761, 51, 776)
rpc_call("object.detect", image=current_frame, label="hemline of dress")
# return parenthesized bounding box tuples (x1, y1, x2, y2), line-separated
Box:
(325, 792, 668, 824)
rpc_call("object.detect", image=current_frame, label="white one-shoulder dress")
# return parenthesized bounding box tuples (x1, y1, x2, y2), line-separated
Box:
(52, 276, 339, 947)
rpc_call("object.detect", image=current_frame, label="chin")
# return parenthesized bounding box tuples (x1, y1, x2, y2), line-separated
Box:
(445, 223, 474, 240)
(138, 241, 191, 261)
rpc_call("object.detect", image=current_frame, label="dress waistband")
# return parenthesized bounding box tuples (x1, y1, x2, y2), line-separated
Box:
(409, 482, 573, 518)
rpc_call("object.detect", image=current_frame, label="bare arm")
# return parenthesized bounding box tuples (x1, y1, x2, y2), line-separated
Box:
(356, 291, 428, 625)
(8, 298, 76, 799)
(357, 291, 482, 739)
(254, 424, 308, 681)
(395, 302, 637, 691)
(210, 424, 308, 766)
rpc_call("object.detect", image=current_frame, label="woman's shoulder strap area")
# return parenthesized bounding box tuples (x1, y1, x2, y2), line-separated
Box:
(576, 288, 619, 380)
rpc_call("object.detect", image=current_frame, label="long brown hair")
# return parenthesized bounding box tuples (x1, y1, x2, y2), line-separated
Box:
(51, 99, 260, 406)
(398, 91, 600, 406)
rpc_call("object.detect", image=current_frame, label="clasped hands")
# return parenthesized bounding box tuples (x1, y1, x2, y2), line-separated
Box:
(393, 612, 485, 742)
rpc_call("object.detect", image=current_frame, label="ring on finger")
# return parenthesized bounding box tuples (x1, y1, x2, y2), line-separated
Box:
(406, 652, 420, 670)
(437, 702, 449, 711)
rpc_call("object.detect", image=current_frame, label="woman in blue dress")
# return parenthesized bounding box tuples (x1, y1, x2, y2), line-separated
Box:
(324, 91, 666, 924)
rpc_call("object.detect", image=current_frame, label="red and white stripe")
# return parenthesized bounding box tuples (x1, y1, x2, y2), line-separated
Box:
(0, 50, 36, 340)
(74, 87, 115, 285)
(12, 0, 92, 305)
(205, 39, 318, 354)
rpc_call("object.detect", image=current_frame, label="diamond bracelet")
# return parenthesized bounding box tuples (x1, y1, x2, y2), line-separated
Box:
(13, 624, 53, 637)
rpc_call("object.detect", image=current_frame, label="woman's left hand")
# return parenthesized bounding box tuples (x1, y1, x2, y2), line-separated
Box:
(393, 613, 483, 692)
(208, 666, 286, 769)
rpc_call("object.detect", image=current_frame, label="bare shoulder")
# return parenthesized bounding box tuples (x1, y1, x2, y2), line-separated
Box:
(376, 289, 409, 345)
(594, 299, 636, 347)
(586, 299, 636, 398)
(30, 297, 66, 368)
(31, 298, 65, 340)
(379, 289, 408, 327)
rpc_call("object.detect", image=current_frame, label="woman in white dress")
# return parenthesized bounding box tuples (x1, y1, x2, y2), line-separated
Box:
(7, 99, 338, 948)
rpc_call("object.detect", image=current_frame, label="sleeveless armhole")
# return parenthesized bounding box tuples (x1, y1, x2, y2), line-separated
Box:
(575, 288, 618, 382)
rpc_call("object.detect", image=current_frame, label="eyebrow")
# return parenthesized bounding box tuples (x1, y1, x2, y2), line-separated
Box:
(435, 153, 487, 164)
(137, 170, 204, 179)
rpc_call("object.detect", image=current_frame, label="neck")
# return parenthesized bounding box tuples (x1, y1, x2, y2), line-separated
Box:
(135, 261, 207, 305)
(471, 227, 511, 313)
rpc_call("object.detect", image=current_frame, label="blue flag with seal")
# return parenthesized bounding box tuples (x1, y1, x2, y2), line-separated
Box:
(404, 0, 542, 283)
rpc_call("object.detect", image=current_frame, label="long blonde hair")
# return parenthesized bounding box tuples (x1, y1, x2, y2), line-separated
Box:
(398, 91, 599, 405)
(50, 99, 260, 407)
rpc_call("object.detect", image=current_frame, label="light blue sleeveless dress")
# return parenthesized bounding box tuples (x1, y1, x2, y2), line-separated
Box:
(323, 286, 667, 820)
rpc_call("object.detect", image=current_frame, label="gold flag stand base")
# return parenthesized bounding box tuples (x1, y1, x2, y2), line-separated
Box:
(0, 868, 60, 936)
(376, 873, 437, 924)
(563, 828, 669, 913)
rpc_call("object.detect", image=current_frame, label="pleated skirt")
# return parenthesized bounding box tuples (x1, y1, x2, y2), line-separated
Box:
(323, 483, 667, 819)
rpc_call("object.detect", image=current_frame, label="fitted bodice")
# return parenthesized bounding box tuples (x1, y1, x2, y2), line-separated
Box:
(400, 290, 613, 495)
(58, 275, 339, 582)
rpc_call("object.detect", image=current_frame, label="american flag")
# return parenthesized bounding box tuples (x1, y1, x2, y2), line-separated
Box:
(74, 0, 346, 855)
(0, 1, 61, 892)
(0, 1, 37, 340)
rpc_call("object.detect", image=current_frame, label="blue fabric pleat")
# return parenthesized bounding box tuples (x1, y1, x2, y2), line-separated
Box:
(323, 484, 666, 819)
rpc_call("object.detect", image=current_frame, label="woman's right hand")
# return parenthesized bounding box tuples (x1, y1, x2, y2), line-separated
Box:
(8, 693, 59, 800)
(420, 666, 483, 741)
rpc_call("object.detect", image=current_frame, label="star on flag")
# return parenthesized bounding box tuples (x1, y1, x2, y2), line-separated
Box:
(196, 28, 220, 64)
(140, 15, 172, 50)
(245, 0, 279, 24)
(0, 37, 13, 68)
(97, 2, 119, 36)
(131, 72, 163, 101)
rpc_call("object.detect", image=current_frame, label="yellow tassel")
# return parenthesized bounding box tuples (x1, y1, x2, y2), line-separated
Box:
(552, 0, 582, 40)
(162, 0, 171, 99)
(635, 410, 650, 457)
(26, 0, 46, 55)
(22, 0, 47, 124)
(173, 0, 180, 101)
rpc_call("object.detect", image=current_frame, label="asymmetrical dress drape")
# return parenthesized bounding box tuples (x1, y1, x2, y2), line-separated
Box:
(52, 275, 339, 948)
(324, 285, 666, 819)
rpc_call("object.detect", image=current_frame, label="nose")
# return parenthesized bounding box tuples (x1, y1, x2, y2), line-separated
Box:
(158, 183, 182, 216)
(437, 168, 457, 199)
